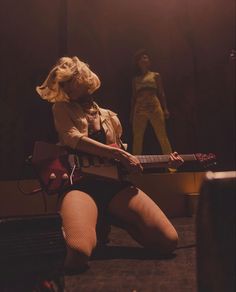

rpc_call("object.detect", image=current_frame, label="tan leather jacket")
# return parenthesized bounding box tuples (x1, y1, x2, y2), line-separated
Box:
(52, 101, 123, 149)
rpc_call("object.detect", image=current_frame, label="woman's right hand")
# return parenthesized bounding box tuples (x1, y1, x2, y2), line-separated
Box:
(112, 148, 143, 174)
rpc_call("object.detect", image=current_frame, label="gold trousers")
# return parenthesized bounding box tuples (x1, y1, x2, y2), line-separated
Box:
(132, 109, 172, 155)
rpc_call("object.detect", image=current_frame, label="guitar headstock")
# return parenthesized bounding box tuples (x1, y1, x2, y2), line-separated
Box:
(195, 153, 217, 169)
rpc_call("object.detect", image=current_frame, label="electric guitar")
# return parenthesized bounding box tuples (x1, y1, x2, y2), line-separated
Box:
(31, 141, 216, 194)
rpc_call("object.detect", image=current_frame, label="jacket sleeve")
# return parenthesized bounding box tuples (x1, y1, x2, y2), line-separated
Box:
(52, 103, 86, 149)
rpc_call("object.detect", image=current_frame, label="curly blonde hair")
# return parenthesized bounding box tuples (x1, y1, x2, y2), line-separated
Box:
(36, 56, 101, 103)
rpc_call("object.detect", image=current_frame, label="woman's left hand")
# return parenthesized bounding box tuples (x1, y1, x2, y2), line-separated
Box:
(168, 152, 184, 168)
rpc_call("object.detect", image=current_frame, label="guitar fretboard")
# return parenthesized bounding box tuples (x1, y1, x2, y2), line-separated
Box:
(136, 154, 196, 169)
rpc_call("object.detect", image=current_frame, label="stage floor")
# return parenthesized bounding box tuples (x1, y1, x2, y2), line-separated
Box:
(65, 217, 197, 292)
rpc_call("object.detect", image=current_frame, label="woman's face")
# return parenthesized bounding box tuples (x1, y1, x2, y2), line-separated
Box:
(61, 76, 90, 101)
(137, 54, 151, 70)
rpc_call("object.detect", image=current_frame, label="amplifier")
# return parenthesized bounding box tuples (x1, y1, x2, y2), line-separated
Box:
(196, 171, 236, 292)
(0, 213, 66, 281)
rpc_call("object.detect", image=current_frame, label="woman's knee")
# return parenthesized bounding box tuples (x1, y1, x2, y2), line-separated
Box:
(139, 227, 179, 254)
(65, 247, 89, 272)
(66, 229, 97, 257)
(159, 228, 179, 254)
(64, 231, 97, 271)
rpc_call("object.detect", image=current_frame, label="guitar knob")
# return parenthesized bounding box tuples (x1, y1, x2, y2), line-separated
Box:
(49, 173, 57, 180)
(62, 173, 69, 180)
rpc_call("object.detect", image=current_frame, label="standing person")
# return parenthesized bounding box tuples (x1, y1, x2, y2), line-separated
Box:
(131, 49, 173, 156)
(36, 56, 183, 273)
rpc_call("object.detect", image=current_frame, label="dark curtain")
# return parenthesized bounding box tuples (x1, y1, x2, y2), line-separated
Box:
(0, 0, 235, 179)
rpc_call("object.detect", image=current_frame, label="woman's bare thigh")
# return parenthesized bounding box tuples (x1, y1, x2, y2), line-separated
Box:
(108, 185, 178, 252)
(60, 190, 98, 256)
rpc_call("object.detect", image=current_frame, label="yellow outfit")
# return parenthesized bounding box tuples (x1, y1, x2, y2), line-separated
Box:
(132, 71, 172, 155)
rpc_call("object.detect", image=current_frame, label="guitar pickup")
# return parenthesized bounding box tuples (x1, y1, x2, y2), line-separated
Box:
(80, 156, 90, 167)
(93, 156, 101, 167)
(79, 155, 102, 167)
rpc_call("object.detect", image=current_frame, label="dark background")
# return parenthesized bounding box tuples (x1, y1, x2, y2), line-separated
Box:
(0, 0, 235, 179)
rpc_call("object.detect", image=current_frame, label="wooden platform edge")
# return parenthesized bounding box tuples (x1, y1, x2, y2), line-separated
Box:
(0, 172, 207, 218)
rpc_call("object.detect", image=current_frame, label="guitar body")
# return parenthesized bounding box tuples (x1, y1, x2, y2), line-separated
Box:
(32, 142, 82, 194)
(32, 141, 121, 194)
(32, 141, 216, 195)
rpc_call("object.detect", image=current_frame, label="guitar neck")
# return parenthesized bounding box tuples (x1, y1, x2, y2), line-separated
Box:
(136, 154, 196, 169)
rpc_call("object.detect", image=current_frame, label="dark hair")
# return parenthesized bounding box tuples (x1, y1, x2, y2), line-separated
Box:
(133, 48, 151, 75)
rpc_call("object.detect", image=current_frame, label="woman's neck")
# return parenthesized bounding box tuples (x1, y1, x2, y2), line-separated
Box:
(71, 94, 93, 106)
(140, 68, 150, 75)
(78, 95, 95, 110)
